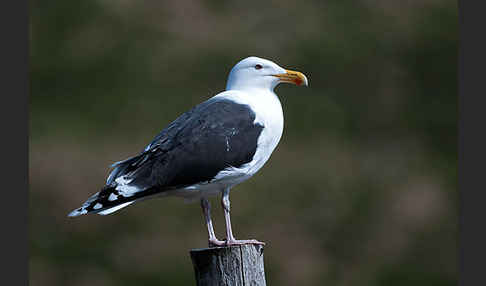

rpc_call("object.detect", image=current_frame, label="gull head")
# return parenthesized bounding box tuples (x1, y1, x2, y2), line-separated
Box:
(225, 56, 308, 92)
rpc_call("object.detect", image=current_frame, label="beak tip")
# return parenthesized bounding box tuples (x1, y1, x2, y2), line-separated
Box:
(275, 69, 309, 87)
(300, 75, 309, 87)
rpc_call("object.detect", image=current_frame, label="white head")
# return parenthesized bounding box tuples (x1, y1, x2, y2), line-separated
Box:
(225, 56, 308, 91)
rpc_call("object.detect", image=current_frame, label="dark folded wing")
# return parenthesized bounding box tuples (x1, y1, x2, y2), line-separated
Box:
(67, 96, 266, 217)
(108, 97, 264, 195)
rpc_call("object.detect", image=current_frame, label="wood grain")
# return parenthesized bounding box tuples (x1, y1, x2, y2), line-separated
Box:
(190, 244, 266, 286)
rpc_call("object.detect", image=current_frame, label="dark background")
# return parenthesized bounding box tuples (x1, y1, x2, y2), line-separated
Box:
(29, 1, 457, 285)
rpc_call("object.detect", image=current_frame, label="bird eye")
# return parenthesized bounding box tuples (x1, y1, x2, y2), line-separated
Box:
(254, 64, 263, 70)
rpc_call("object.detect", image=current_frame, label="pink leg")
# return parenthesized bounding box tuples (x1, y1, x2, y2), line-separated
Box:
(221, 188, 265, 246)
(200, 198, 225, 247)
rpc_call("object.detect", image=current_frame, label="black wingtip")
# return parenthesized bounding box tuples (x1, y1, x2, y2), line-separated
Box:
(67, 207, 86, 218)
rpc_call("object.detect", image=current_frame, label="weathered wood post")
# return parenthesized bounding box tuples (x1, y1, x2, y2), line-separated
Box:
(190, 245, 266, 286)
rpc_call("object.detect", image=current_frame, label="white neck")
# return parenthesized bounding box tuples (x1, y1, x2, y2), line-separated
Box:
(225, 73, 280, 92)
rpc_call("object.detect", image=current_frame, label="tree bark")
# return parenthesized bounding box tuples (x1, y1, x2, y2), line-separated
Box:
(190, 245, 266, 286)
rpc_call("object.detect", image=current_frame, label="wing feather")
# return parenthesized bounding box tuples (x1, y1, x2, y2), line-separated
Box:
(69, 96, 264, 216)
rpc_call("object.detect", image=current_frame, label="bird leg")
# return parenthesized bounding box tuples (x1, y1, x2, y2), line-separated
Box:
(200, 198, 225, 247)
(221, 188, 265, 246)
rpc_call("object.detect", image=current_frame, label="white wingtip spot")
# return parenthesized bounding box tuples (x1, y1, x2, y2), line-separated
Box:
(108, 193, 118, 201)
(67, 208, 87, 217)
(93, 203, 103, 210)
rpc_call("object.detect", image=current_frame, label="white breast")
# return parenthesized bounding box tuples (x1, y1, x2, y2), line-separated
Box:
(215, 89, 284, 177)
(178, 89, 284, 199)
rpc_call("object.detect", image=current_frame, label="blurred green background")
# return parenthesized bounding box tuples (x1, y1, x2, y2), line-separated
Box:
(29, 0, 457, 285)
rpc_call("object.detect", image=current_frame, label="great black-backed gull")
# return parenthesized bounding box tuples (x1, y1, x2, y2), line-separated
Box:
(68, 56, 308, 246)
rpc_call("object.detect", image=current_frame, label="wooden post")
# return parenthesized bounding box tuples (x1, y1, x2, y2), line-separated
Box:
(190, 245, 266, 286)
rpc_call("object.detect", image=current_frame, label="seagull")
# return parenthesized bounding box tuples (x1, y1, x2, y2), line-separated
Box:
(68, 56, 308, 246)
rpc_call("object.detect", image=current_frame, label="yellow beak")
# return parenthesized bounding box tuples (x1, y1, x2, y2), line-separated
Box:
(273, 69, 308, 86)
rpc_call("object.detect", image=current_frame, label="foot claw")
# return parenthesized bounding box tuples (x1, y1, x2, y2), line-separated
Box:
(209, 238, 265, 247)
(208, 238, 226, 247)
(225, 239, 265, 246)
